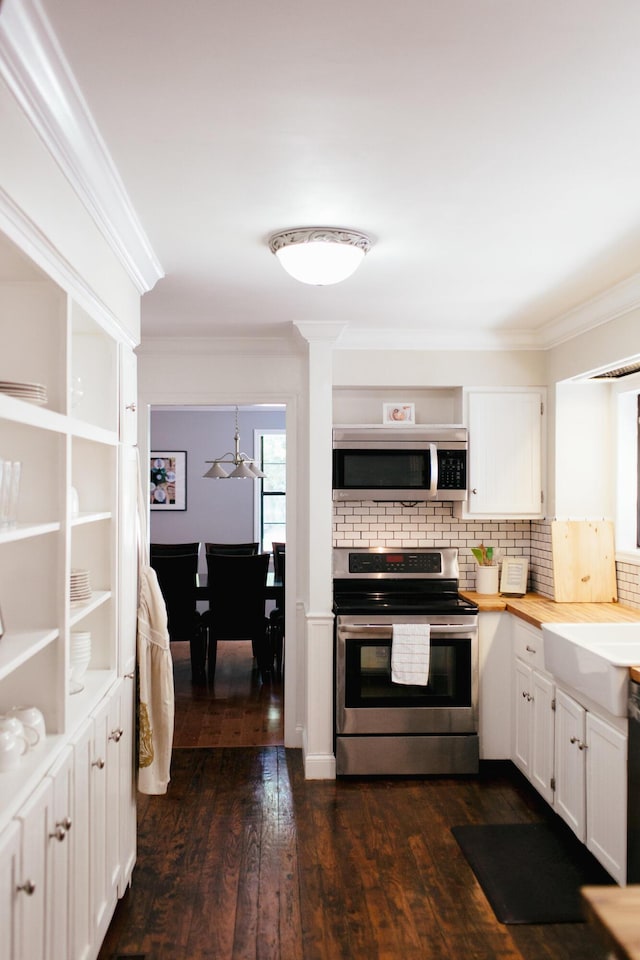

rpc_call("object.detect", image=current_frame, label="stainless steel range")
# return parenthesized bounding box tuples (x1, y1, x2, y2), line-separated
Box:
(333, 547, 479, 776)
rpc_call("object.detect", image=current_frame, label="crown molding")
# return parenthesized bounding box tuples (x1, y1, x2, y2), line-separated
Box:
(0, 0, 164, 294)
(137, 335, 304, 358)
(333, 324, 541, 352)
(0, 185, 137, 347)
(535, 270, 640, 349)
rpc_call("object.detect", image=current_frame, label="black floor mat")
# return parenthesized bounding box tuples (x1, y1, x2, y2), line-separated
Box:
(451, 821, 614, 924)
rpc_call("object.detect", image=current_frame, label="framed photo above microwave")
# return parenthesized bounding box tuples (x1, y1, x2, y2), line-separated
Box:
(382, 402, 415, 425)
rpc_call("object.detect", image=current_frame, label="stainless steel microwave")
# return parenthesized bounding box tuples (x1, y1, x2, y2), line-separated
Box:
(332, 426, 468, 501)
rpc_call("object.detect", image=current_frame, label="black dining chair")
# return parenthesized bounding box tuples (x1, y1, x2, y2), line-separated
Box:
(149, 542, 205, 683)
(201, 551, 271, 683)
(204, 541, 260, 556)
(269, 543, 286, 675)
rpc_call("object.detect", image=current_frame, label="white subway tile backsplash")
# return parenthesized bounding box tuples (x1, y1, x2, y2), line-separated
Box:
(333, 507, 640, 607)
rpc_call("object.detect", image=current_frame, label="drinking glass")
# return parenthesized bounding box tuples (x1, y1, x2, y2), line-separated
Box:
(0, 461, 21, 527)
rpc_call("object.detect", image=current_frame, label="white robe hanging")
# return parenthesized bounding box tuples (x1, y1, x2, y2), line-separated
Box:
(137, 563, 175, 794)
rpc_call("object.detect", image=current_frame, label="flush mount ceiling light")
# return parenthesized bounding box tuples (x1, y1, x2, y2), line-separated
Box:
(268, 227, 372, 285)
(203, 406, 266, 480)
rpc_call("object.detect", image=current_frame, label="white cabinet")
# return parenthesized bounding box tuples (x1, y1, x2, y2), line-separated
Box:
(119, 344, 138, 445)
(512, 656, 555, 804)
(455, 387, 545, 518)
(15, 778, 52, 960)
(69, 682, 136, 960)
(0, 819, 20, 960)
(46, 748, 73, 960)
(555, 688, 627, 885)
(511, 620, 555, 803)
(0, 230, 138, 954)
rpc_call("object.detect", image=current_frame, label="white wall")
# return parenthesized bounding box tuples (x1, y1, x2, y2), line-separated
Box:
(149, 407, 285, 568)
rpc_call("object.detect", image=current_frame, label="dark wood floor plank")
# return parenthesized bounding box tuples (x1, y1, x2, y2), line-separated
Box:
(99, 648, 611, 960)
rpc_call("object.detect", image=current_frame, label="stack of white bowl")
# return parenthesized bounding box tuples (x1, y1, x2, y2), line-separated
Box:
(70, 631, 92, 690)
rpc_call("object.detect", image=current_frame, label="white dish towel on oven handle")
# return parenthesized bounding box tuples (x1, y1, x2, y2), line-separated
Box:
(391, 623, 431, 685)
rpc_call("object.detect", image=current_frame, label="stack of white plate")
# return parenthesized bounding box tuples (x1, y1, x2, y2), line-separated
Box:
(70, 630, 92, 692)
(0, 380, 47, 405)
(70, 569, 92, 605)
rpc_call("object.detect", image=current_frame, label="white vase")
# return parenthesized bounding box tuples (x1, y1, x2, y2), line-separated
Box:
(476, 565, 499, 596)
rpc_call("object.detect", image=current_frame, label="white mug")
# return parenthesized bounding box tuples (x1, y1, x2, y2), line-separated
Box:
(7, 705, 45, 747)
(0, 728, 28, 771)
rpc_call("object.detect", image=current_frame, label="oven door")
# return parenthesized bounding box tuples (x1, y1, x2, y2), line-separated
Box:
(336, 616, 478, 736)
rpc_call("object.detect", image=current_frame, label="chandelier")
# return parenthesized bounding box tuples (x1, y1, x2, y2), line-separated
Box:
(203, 407, 266, 480)
(268, 227, 372, 285)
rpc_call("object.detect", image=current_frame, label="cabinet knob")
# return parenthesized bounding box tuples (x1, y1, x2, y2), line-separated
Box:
(92, 757, 105, 769)
(124, 671, 135, 680)
(109, 728, 123, 743)
(471, 488, 478, 495)
(125, 402, 137, 412)
(60, 817, 72, 832)
(49, 825, 67, 842)
(17, 880, 36, 896)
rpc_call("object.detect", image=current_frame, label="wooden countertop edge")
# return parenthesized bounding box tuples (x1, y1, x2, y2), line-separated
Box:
(459, 590, 640, 625)
(581, 885, 640, 960)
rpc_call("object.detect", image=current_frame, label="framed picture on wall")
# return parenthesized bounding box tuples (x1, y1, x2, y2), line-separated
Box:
(150, 451, 187, 510)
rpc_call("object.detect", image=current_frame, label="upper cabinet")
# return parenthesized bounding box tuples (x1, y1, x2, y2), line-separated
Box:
(455, 388, 546, 519)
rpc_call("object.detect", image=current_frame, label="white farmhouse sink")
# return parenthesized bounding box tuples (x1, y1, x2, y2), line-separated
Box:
(542, 622, 640, 717)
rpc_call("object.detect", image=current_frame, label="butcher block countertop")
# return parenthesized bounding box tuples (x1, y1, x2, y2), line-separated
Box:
(581, 885, 640, 960)
(459, 590, 640, 627)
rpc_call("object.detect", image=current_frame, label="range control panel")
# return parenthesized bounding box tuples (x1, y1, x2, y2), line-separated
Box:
(348, 552, 442, 574)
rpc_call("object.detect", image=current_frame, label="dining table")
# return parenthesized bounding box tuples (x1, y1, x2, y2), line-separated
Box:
(195, 571, 283, 606)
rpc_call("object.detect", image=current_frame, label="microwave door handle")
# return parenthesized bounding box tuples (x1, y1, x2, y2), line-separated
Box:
(429, 443, 438, 497)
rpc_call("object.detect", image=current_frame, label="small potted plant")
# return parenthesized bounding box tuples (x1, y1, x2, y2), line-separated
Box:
(471, 543, 500, 595)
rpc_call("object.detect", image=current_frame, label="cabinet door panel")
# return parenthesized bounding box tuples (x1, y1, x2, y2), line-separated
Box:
(70, 719, 93, 960)
(530, 670, 555, 804)
(0, 820, 21, 960)
(555, 690, 586, 840)
(46, 748, 73, 960)
(118, 675, 137, 894)
(462, 389, 544, 518)
(512, 658, 532, 776)
(16, 778, 52, 960)
(586, 712, 627, 884)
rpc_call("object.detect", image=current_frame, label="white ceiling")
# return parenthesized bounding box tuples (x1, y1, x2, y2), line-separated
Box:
(38, 0, 640, 349)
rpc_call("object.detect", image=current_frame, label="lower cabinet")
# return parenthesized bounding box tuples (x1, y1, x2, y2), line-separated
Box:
(0, 819, 21, 959)
(555, 688, 627, 885)
(1, 679, 136, 960)
(511, 618, 555, 804)
(73, 679, 136, 959)
(512, 658, 555, 804)
(511, 615, 629, 886)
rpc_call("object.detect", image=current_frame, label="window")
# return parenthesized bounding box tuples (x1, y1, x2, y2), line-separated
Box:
(256, 430, 286, 554)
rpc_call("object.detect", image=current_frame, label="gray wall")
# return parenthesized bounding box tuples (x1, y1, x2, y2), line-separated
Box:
(149, 407, 285, 568)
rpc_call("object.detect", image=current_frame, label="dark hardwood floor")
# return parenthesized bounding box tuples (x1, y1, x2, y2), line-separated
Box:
(172, 640, 284, 748)
(97, 644, 610, 960)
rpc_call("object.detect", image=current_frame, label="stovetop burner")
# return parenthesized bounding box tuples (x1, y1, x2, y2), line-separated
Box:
(333, 547, 478, 617)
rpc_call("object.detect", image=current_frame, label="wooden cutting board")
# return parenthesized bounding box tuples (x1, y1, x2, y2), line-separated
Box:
(551, 520, 618, 603)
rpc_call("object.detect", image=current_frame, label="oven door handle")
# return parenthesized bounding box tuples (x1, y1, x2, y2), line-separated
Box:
(337, 623, 472, 637)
